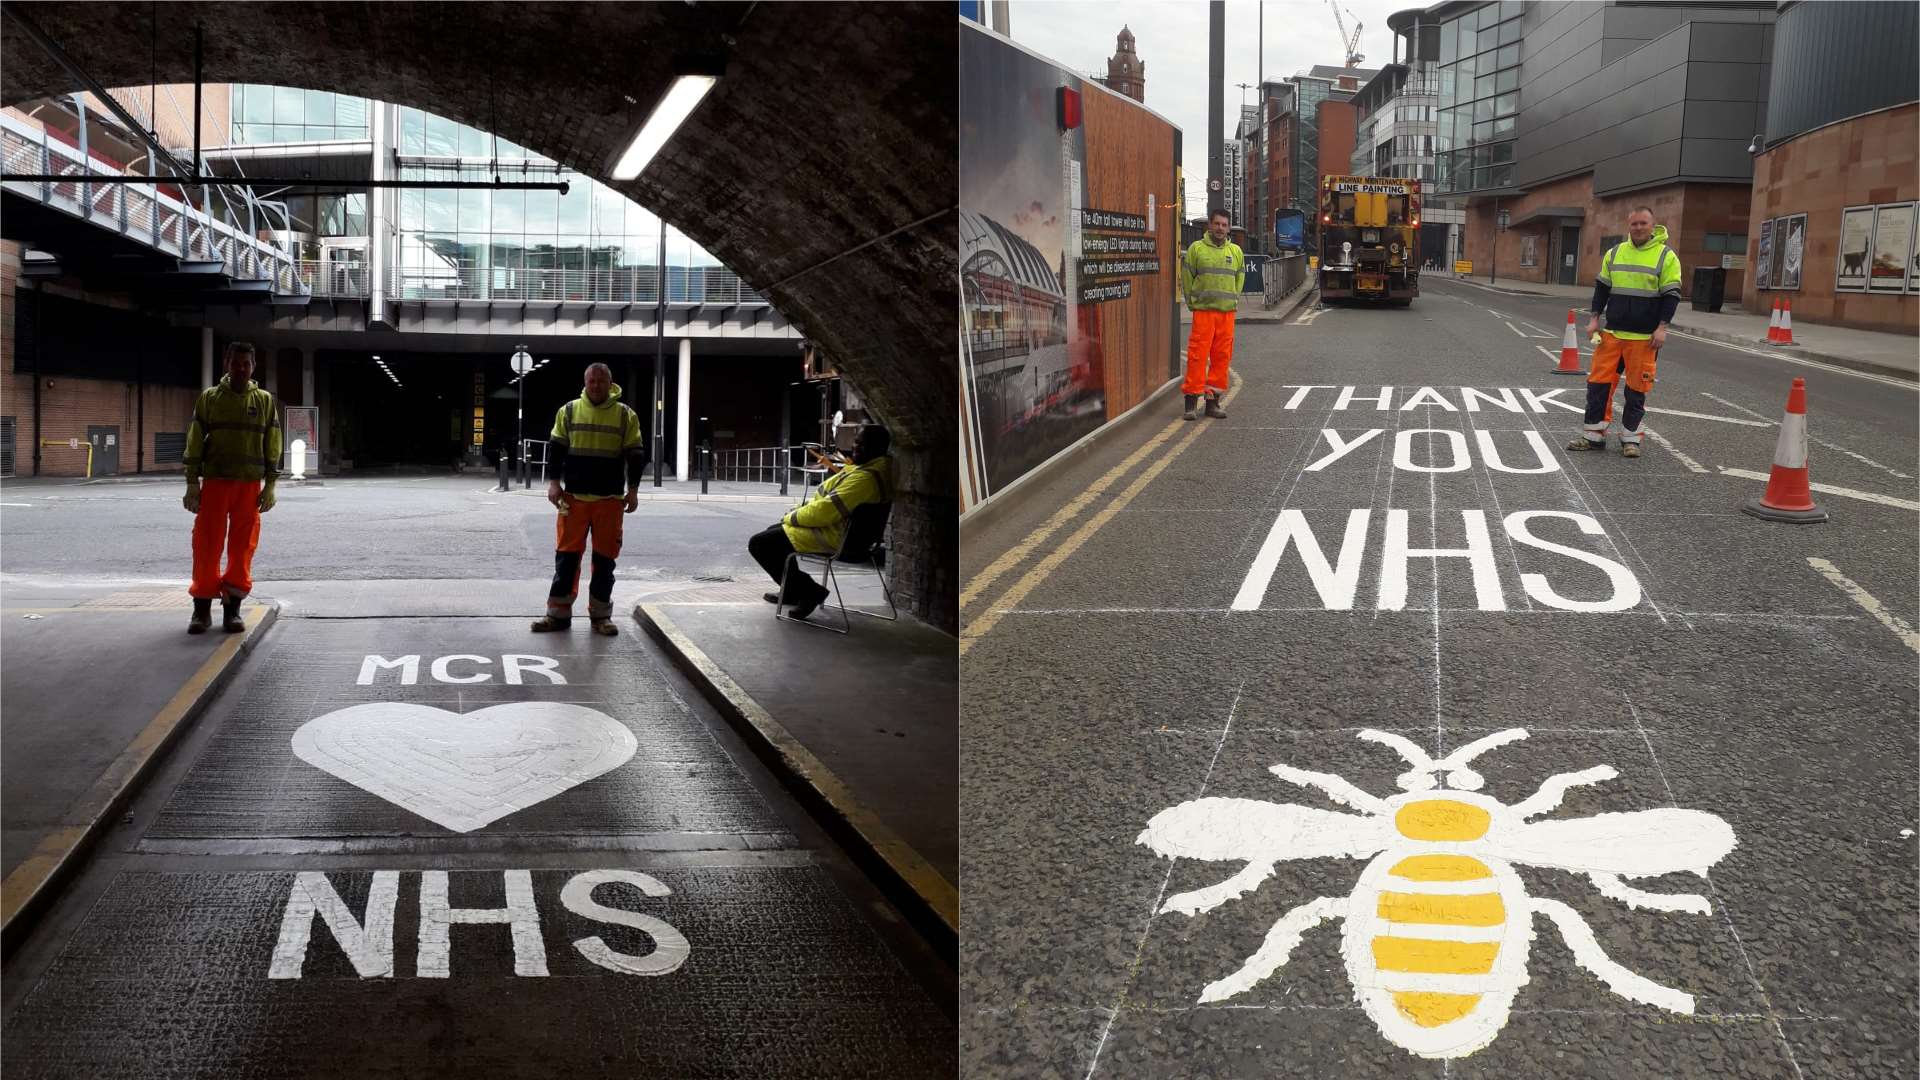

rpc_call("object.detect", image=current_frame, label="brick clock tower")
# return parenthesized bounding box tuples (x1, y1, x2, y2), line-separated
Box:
(1104, 26, 1145, 102)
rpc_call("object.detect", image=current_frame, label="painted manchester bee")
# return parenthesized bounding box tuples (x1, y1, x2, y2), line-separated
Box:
(1137, 727, 1737, 1059)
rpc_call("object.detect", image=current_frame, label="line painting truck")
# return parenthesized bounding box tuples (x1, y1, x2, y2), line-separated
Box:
(1318, 175, 1421, 305)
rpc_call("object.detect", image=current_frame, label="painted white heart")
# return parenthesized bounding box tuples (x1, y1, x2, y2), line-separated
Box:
(291, 702, 638, 833)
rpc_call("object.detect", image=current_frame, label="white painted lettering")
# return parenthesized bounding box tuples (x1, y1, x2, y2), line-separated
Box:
(1474, 430, 1561, 474)
(1392, 429, 1472, 473)
(1233, 510, 1371, 611)
(430, 654, 493, 684)
(357, 655, 420, 686)
(560, 870, 692, 976)
(1521, 387, 1583, 414)
(1503, 511, 1643, 612)
(1304, 429, 1384, 472)
(417, 870, 549, 978)
(1282, 385, 1335, 410)
(1378, 509, 1505, 611)
(1334, 385, 1395, 411)
(1461, 387, 1524, 413)
(268, 871, 400, 979)
(1399, 387, 1458, 412)
(501, 654, 567, 686)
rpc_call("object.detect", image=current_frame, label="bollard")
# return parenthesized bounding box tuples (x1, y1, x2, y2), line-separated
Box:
(495, 451, 510, 493)
(700, 445, 710, 495)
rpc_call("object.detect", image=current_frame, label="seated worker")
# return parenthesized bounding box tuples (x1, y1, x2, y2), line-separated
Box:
(748, 424, 893, 620)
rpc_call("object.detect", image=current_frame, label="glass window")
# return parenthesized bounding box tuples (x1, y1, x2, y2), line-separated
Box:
(1490, 141, 1513, 164)
(424, 113, 458, 156)
(1496, 69, 1518, 94)
(302, 126, 329, 142)
(424, 188, 457, 232)
(593, 185, 626, 237)
(524, 188, 558, 234)
(459, 188, 488, 232)
(1472, 98, 1493, 123)
(526, 247, 555, 271)
(399, 108, 424, 155)
(1476, 74, 1495, 100)
(1493, 114, 1516, 136)
(304, 90, 333, 127)
(271, 124, 300, 142)
(335, 96, 367, 134)
(1489, 163, 1514, 187)
(1494, 92, 1518, 117)
(1439, 19, 1458, 64)
(497, 139, 526, 160)
(1474, 120, 1494, 143)
(458, 123, 487, 159)
(1497, 44, 1520, 69)
(490, 241, 525, 271)
(274, 86, 304, 124)
(557, 178, 591, 234)
(492, 188, 524, 232)
(1499, 18, 1521, 45)
(399, 190, 423, 231)
(1472, 145, 1492, 169)
(1437, 64, 1457, 99)
(1477, 25, 1498, 53)
(1499, 0, 1524, 20)
(1456, 54, 1477, 83)
(241, 86, 272, 125)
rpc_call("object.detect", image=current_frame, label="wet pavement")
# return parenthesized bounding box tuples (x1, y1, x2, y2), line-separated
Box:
(959, 279, 1919, 1078)
(2, 610, 954, 1077)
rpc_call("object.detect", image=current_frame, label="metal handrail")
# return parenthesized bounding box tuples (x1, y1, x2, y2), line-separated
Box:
(386, 263, 770, 305)
(293, 258, 373, 297)
(1263, 252, 1309, 307)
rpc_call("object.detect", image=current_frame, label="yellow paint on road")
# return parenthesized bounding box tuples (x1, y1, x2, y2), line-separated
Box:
(1394, 799, 1492, 841)
(1392, 991, 1483, 1027)
(959, 375, 1244, 656)
(1389, 854, 1493, 881)
(1378, 890, 1506, 927)
(1373, 936, 1501, 975)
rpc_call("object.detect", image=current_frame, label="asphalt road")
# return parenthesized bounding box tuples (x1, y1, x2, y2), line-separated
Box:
(0, 477, 956, 1077)
(959, 277, 1919, 1078)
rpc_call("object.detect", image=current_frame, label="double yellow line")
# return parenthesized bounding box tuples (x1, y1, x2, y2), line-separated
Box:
(959, 376, 1245, 655)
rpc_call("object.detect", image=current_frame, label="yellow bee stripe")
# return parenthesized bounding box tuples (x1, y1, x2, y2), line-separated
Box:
(1389, 855, 1491, 881)
(1394, 799, 1492, 841)
(1377, 891, 1505, 926)
(1372, 936, 1500, 975)
(1391, 991, 1483, 1028)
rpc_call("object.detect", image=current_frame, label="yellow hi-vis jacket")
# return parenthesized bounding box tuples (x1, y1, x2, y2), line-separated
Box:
(184, 375, 281, 483)
(782, 455, 892, 554)
(1182, 235, 1245, 312)
(549, 384, 645, 501)
(1593, 224, 1683, 341)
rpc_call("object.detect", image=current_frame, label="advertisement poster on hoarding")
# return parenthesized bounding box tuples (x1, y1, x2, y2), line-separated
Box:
(959, 27, 1104, 498)
(1755, 219, 1772, 290)
(1868, 202, 1914, 293)
(1836, 206, 1874, 291)
(1911, 211, 1920, 292)
(1778, 214, 1806, 290)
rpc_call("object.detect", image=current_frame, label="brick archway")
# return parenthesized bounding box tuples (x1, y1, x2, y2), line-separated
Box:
(3, 0, 958, 628)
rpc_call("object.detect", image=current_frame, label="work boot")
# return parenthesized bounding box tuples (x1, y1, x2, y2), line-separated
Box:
(187, 598, 213, 635)
(1565, 435, 1607, 451)
(1620, 442, 1642, 458)
(1204, 392, 1227, 419)
(785, 586, 829, 622)
(590, 617, 619, 637)
(1182, 394, 1201, 421)
(530, 615, 571, 632)
(221, 597, 246, 633)
(763, 592, 781, 604)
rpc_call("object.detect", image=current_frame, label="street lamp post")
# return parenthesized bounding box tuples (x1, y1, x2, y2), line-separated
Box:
(511, 345, 532, 487)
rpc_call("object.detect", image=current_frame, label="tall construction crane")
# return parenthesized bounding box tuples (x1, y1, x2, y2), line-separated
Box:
(1327, 0, 1365, 67)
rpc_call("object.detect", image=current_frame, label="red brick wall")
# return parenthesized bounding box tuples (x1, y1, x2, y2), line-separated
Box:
(1318, 101, 1357, 192)
(1741, 103, 1919, 335)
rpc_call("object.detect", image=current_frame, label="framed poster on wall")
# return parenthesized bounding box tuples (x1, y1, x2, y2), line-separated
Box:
(1911, 209, 1920, 293)
(1835, 205, 1874, 291)
(1869, 202, 1914, 293)
(1755, 219, 1772, 290)
(1777, 213, 1806, 291)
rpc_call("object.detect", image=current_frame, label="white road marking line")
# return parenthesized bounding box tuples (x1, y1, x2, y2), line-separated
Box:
(1505, 321, 1528, 337)
(0, 502, 32, 507)
(1673, 328, 1919, 389)
(1521, 321, 1559, 338)
(1706, 390, 1918, 478)
(1806, 557, 1920, 654)
(1643, 430, 1708, 473)
(1644, 407, 1773, 428)
(1536, 345, 1588, 363)
(1700, 392, 1776, 421)
(1718, 467, 1920, 511)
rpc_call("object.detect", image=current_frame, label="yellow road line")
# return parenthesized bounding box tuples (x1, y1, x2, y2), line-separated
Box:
(1, 601, 275, 937)
(637, 603, 958, 940)
(960, 376, 1244, 656)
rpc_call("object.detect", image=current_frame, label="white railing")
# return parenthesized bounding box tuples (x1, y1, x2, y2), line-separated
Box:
(387, 264, 769, 305)
(1, 110, 298, 288)
(293, 258, 373, 297)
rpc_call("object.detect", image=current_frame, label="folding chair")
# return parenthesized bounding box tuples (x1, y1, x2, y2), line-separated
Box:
(776, 501, 897, 634)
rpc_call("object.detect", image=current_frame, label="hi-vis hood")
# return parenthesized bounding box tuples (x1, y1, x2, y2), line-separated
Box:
(217, 374, 259, 394)
(576, 383, 623, 408)
(1631, 225, 1671, 251)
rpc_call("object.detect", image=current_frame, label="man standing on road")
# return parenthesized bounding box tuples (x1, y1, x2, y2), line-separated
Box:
(182, 342, 281, 634)
(1181, 208, 1245, 421)
(532, 363, 647, 636)
(749, 424, 892, 621)
(1573, 205, 1681, 458)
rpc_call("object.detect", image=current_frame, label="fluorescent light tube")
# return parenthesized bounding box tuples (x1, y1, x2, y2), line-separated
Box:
(611, 75, 717, 180)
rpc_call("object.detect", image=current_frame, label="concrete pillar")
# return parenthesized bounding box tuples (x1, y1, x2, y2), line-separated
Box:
(675, 338, 692, 482)
(368, 101, 388, 327)
(301, 351, 315, 407)
(200, 327, 214, 387)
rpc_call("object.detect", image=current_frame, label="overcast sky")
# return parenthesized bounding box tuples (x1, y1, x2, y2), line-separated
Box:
(1008, 0, 1411, 207)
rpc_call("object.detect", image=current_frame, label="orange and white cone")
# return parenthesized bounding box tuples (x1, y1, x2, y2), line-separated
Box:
(1775, 298, 1796, 346)
(1553, 309, 1584, 374)
(1765, 299, 1782, 343)
(1742, 377, 1827, 523)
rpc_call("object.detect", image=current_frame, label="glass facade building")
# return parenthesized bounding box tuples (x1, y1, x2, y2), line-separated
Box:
(231, 85, 370, 144)
(1434, 0, 1523, 194)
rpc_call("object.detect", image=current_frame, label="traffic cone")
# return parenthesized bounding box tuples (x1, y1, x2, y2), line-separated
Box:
(1741, 377, 1827, 523)
(1553, 309, 1584, 374)
(1775, 298, 1797, 346)
(1765, 298, 1782, 343)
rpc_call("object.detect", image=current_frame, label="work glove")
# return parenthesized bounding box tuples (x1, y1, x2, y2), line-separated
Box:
(257, 482, 276, 514)
(183, 482, 201, 513)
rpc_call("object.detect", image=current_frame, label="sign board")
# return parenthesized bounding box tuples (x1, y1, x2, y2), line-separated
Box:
(1208, 178, 1222, 192)
(284, 406, 320, 474)
(1327, 177, 1414, 194)
(1721, 254, 1747, 271)
(1455, 260, 1474, 274)
(511, 349, 534, 376)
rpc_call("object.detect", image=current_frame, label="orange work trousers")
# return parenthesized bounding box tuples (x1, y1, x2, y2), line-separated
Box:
(190, 478, 262, 600)
(547, 496, 626, 620)
(1586, 333, 1659, 427)
(1184, 309, 1237, 396)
